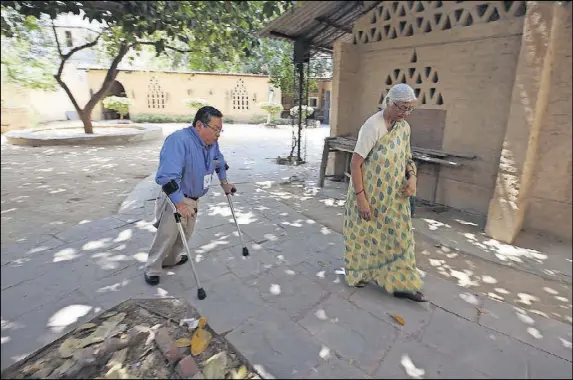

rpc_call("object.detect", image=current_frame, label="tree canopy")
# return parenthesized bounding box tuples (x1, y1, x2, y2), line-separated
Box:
(1, 1, 292, 132)
(0, 9, 58, 91)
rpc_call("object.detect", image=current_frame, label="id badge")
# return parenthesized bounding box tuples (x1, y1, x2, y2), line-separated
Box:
(203, 174, 213, 190)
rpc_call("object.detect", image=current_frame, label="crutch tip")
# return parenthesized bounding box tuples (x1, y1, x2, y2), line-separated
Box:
(242, 247, 249, 256)
(197, 288, 207, 300)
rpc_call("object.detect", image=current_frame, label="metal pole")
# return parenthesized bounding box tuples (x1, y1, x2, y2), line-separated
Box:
(297, 62, 304, 163)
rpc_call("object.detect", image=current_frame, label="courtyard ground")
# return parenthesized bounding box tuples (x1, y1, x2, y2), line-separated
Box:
(1, 122, 571, 378)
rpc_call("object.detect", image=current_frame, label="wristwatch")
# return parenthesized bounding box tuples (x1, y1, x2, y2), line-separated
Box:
(220, 179, 229, 185)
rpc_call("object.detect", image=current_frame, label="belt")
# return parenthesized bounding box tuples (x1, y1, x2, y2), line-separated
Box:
(184, 194, 198, 201)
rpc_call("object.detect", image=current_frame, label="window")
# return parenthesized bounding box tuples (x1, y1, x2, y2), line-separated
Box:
(309, 97, 318, 108)
(147, 77, 166, 109)
(232, 79, 249, 110)
(65, 31, 73, 47)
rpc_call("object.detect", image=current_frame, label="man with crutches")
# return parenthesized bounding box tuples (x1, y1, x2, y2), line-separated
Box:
(144, 106, 235, 289)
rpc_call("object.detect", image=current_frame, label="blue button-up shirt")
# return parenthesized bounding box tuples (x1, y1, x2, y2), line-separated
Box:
(155, 126, 227, 204)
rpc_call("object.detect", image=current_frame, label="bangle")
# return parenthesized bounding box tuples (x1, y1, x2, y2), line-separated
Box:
(355, 189, 365, 196)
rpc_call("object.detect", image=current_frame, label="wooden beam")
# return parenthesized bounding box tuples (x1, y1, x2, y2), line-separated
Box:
(268, 31, 333, 53)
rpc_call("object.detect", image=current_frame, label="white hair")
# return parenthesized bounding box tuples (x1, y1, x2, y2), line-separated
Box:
(379, 83, 417, 110)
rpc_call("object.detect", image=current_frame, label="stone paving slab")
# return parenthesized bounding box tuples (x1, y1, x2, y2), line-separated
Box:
(478, 297, 573, 361)
(2, 179, 572, 379)
(421, 307, 532, 378)
(298, 293, 399, 375)
(226, 308, 324, 379)
(306, 355, 372, 379)
(374, 334, 490, 379)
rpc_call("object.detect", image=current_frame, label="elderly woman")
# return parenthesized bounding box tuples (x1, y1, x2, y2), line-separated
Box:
(343, 83, 426, 302)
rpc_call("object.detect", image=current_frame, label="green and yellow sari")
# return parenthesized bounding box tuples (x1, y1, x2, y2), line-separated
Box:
(343, 120, 423, 293)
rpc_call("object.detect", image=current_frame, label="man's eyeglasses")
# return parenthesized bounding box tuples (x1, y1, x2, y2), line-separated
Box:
(393, 102, 415, 114)
(204, 123, 223, 135)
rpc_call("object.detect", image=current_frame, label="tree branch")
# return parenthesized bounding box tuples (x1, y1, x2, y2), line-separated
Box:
(84, 42, 130, 111)
(55, 75, 83, 114)
(52, 20, 62, 57)
(54, 29, 105, 80)
(133, 41, 196, 54)
(52, 28, 106, 115)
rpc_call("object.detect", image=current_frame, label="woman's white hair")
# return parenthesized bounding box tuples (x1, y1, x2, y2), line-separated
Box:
(379, 83, 417, 111)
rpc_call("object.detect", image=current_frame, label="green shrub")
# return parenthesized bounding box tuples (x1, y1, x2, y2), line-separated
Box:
(102, 96, 132, 119)
(183, 98, 210, 114)
(259, 102, 284, 124)
(289, 105, 314, 120)
(249, 115, 267, 124)
(224, 116, 236, 124)
(271, 118, 293, 125)
(131, 114, 193, 123)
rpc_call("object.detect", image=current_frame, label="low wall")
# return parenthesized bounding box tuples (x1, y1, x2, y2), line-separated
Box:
(1, 107, 30, 133)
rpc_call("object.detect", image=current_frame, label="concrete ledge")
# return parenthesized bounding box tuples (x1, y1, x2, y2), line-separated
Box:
(4, 123, 162, 146)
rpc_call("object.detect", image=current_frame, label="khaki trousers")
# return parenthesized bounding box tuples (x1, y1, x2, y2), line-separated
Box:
(145, 192, 198, 276)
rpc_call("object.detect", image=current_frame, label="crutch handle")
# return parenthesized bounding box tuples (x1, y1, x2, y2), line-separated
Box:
(215, 163, 230, 174)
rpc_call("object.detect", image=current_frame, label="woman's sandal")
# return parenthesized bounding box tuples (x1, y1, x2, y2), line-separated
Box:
(393, 291, 428, 302)
(354, 281, 368, 288)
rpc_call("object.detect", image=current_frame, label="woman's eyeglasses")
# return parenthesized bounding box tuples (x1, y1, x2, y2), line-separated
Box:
(393, 102, 415, 113)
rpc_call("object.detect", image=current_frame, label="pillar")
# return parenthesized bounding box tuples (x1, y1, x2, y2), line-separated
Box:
(485, 1, 567, 243)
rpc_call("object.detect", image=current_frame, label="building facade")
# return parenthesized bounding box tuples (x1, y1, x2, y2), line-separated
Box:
(83, 68, 280, 123)
(328, 1, 571, 243)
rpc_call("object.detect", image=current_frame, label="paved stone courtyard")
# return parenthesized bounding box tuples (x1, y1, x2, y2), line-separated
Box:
(1, 123, 572, 378)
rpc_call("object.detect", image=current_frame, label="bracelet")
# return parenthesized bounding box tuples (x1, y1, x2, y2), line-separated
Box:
(355, 189, 365, 196)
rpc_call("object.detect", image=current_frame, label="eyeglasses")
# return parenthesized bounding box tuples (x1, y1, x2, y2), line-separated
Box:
(393, 102, 415, 114)
(204, 123, 223, 136)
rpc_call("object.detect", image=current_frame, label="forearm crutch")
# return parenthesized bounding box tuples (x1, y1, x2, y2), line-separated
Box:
(215, 161, 249, 257)
(162, 180, 207, 300)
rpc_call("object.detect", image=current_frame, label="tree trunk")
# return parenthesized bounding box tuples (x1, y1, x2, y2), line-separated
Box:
(79, 109, 94, 134)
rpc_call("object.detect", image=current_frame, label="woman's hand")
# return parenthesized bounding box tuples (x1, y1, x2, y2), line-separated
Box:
(400, 177, 417, 197)
(357, 193, 371, 221)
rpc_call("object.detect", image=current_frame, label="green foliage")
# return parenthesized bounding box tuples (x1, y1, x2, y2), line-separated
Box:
(249, 115, 268, 124)
(271, 117, 293, 125)
(1, 1, 292, 133)
(131, 113, 194, 124)
(241, 38, 331, 95)
(0, 10, 57, 90)
(130, 113, 237, 124)
(102, 96, 132, 119)
(290, 105, 315, 120)
(259, 102, 283, 118)
(184, 98, 210, 111)
(223, 116, 236, 124)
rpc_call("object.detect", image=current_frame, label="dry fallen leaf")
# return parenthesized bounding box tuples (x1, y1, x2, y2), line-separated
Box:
(198, 317, 208, 329)
(203, 352, 228, 379)
(191, 328, 212, 356)
(58, 338, 83, 358)
(75, 323, 97, 333)
(390, 314, 405, 326)
(175, 338, 192, 348)
(102, 311, 118, 319)
(232, 365, 248, 379)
